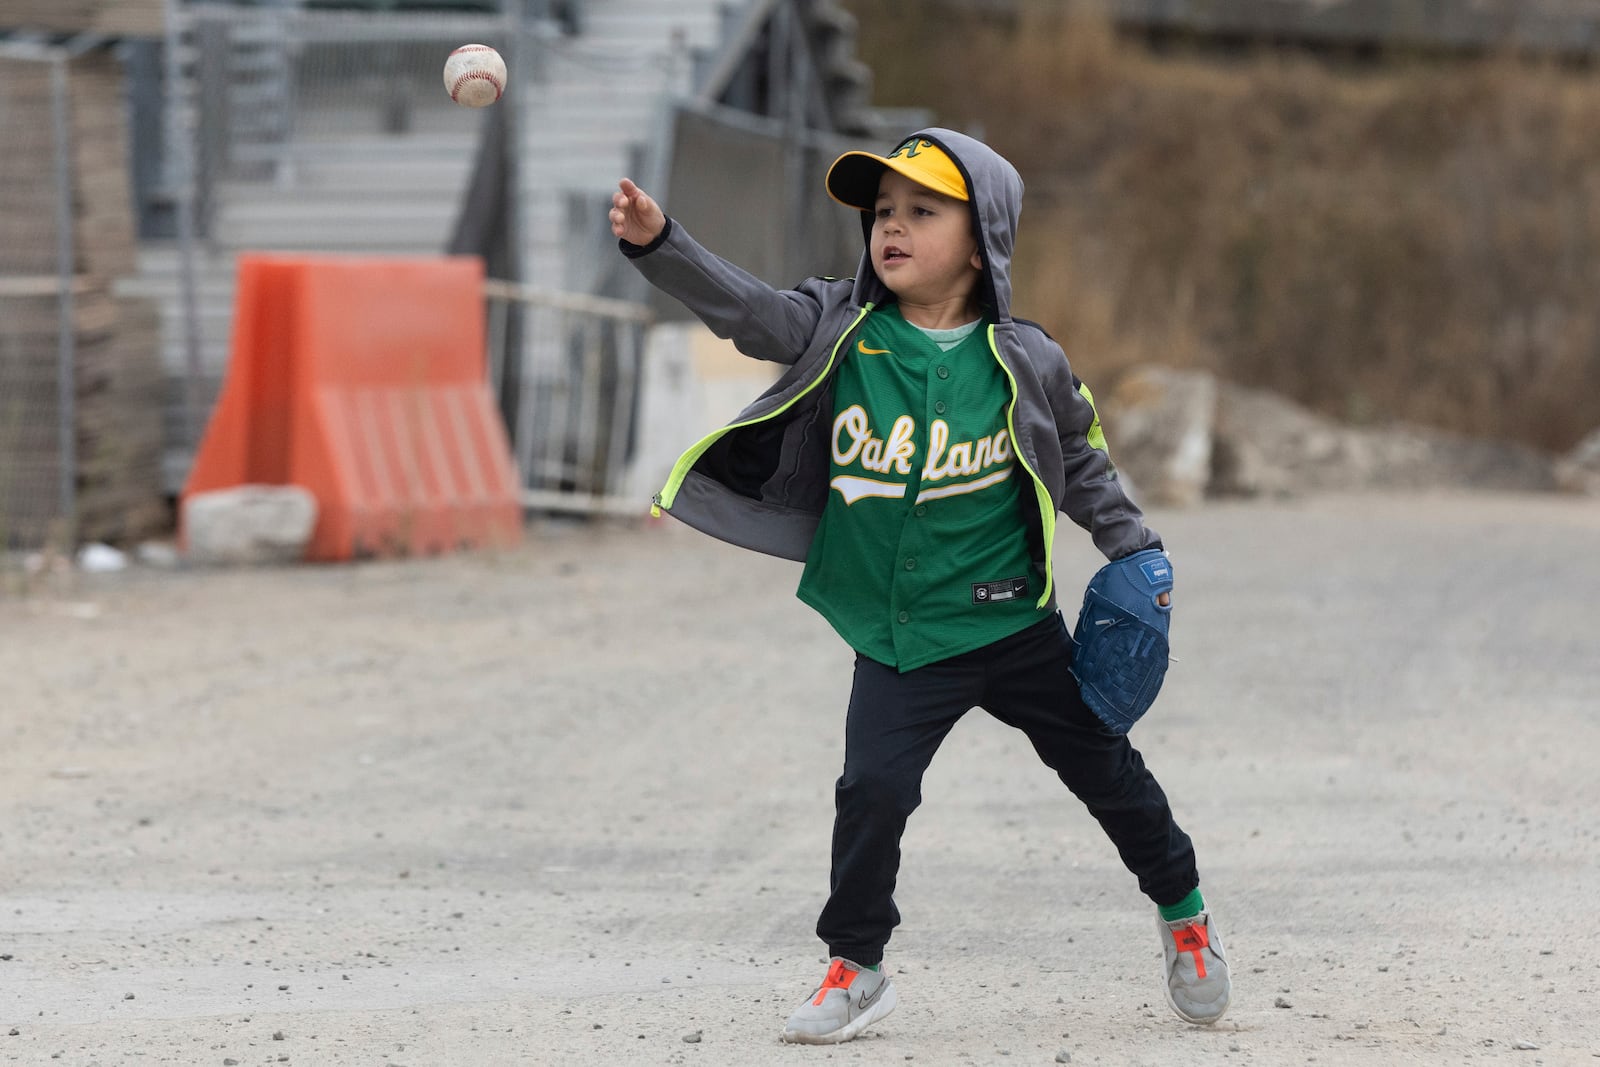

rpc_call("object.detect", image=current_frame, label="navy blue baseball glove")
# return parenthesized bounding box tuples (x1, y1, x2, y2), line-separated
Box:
(1069, 548, 1174, 734)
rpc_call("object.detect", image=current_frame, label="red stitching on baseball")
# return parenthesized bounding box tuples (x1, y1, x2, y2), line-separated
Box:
(450, 71, 503, 103)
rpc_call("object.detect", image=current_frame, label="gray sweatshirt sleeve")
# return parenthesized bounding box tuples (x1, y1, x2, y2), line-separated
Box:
(622, 218, 840, 367)
(1049, 362, 1163, 562)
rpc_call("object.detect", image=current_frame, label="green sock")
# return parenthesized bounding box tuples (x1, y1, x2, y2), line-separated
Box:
(1158, 887, 1205, 922)
(865, 963, 881, 972)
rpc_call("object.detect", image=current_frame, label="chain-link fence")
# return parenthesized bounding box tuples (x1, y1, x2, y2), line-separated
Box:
(1, 0, 874, 547)
(0, 0, 902, 556)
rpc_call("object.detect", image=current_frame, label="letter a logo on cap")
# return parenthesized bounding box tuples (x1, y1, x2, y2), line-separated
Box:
(825, 135, 969, 210)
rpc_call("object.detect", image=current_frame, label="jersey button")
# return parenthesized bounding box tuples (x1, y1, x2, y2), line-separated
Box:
(913, 505, 927, 518)
(904, 558, 917, 570)
(897, 610, 910, 624)
(934, 401, 947, 414)
(936, 365, 950, 379)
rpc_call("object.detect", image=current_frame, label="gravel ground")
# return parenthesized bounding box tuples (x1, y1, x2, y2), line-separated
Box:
(1, 490, 1597, 1067)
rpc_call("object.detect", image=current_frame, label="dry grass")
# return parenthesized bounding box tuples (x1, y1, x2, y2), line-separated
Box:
(846, 0, 1600, 451)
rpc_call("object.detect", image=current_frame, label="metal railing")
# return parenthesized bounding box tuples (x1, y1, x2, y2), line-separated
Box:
(485, 279, 652, 516)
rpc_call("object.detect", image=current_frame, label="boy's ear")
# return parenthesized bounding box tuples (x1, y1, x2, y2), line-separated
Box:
(970, 249, 984, 271)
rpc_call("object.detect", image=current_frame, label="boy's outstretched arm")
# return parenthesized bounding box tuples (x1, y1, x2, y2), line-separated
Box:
(610, 179, 838, 366)
(610, 178, 665, 247)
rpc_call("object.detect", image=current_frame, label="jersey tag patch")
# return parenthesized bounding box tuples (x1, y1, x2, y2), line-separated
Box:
(972, 576, 1029, 604)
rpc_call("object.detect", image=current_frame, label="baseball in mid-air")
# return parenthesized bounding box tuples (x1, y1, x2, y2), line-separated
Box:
(443, 44, 506, 108)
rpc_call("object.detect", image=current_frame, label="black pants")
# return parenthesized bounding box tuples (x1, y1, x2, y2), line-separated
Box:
(816, 612, 1199, 966)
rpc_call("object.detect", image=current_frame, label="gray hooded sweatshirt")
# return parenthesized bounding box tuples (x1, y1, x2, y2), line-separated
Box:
(623, 127, 1159, 610)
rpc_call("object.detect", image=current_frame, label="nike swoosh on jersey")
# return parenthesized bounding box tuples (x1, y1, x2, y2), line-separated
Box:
(831, 476, 908, 505)
(857, 341, 892, 355)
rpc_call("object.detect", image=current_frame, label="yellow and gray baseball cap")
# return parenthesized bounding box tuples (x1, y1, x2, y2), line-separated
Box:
(826, 136, 969, 211)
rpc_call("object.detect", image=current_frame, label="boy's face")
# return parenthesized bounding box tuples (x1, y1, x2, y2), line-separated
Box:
(870, 169, 982, 308)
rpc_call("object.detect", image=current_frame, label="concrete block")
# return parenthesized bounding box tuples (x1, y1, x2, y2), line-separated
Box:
(182, 484, 318, 566)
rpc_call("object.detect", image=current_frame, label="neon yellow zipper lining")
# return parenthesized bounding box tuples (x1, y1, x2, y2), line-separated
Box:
(651, 304, 875, 516)
(989, 324, 1057, 609)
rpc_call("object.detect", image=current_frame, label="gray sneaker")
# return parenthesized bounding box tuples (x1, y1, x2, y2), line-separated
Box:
(780, 957, 897, 1044)
(1158, 910, 1231, 1024)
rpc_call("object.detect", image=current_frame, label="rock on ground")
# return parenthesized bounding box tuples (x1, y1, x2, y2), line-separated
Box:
(1103, 365, 1558, 502)
(1555, 427, 1600, 494)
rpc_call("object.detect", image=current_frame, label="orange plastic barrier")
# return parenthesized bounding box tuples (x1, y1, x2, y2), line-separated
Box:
(182, 255, 522, 561)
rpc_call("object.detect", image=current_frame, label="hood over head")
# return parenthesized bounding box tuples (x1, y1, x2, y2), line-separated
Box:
(827, 127, 1023, 322)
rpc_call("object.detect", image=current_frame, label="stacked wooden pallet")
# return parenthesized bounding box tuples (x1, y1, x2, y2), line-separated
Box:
(0, 52, 166, 550)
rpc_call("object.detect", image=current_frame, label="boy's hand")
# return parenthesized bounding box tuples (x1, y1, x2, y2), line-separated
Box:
(610, 178, 665, 246)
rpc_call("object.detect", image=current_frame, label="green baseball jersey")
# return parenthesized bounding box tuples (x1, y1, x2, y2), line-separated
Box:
(796, 305, 1048, 671)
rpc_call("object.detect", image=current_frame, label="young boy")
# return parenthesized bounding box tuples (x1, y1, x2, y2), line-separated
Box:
(610, 128, 1231, 1044)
